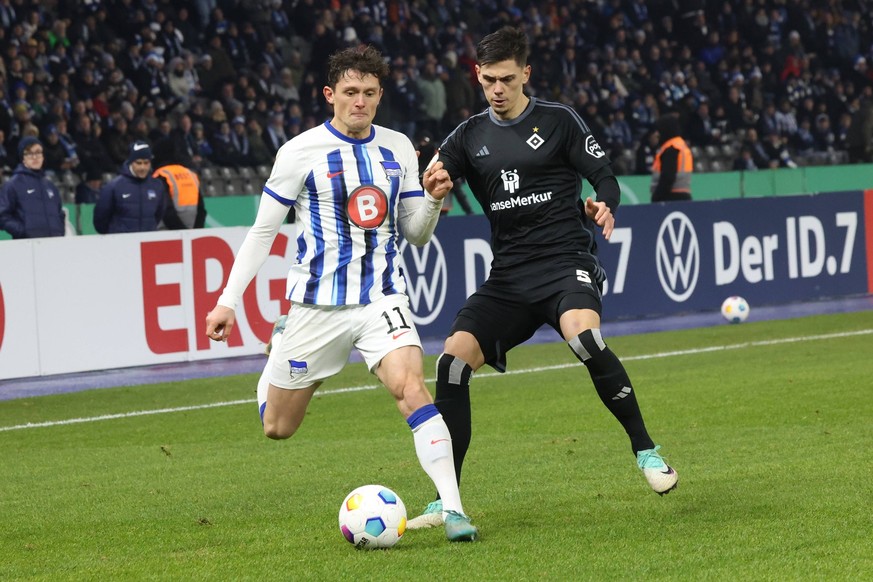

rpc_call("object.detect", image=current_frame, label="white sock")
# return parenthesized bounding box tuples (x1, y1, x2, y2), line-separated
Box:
(412, 414, 464, 516)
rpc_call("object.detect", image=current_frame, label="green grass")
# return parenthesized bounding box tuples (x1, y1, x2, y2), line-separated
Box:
(2, 312, 872, 581)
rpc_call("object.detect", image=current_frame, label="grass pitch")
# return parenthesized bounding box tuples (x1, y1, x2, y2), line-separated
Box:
(1, 311, 872, 581)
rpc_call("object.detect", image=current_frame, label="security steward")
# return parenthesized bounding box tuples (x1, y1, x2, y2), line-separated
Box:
(153, 163, 206, 229)
(650, 113, 693, 202)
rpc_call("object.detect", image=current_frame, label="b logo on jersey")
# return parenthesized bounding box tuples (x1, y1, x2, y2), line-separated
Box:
(347, 185, 388, 230)
(585, 135, 605, 159)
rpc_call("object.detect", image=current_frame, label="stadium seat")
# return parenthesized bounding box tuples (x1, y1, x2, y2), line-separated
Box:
(242, 181, 258, 196)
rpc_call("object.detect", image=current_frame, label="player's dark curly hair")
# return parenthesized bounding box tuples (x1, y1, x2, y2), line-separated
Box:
(476, 26, 530, 67)
(327, 45, 390, 88)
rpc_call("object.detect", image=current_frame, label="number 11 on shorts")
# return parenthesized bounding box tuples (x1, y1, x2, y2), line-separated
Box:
(382, 307, 411, 339)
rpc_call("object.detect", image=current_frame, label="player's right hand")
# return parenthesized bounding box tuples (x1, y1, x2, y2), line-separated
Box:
(423, 150, 452, 200)
(205, 305, 236, 342)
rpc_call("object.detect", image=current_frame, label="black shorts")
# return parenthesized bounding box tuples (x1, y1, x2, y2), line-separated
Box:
(450, 264, 602, 372)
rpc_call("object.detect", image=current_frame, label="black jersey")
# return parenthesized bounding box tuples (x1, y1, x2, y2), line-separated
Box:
(440, 97, 614, 280)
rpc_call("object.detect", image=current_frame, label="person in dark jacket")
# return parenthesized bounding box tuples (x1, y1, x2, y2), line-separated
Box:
(93, 140, 167, 234)
(0, 136, 65, 239)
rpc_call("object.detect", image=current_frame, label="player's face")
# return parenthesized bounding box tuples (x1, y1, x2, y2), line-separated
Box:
(130, 159, 152, 179)
(476, 59, 531, 120)
(324, 70, 383, 139)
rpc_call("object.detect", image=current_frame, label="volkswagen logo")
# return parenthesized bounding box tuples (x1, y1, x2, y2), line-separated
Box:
(398, 235, 447, 325)
(655, 211, 699, 302)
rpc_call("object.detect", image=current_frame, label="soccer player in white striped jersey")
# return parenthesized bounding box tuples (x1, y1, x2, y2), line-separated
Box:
(204, 46, 478, 542)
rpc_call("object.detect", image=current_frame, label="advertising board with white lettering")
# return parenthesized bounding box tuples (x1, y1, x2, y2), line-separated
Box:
(403, 191, 873, 335)
(0, 191, 870, 381)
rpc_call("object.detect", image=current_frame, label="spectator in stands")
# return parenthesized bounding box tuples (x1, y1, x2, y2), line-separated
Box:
(42, 124, 74, 173)
(732, 146, 758, 171)
(762, 132, 798, 168)
(0, 136, 65, 239)
(742, 128, 775, 169)
(0, 129, 11, 172)
(190, 121, 213, 163)
(687, 100, 720, 146)
(441, 50, 475, 134)
(264, 111, 288, 154)
(104, 116, 133, 166)
(385, 59, 419, 139)
(792, 119, 816, 157)
(229, 116, 252, 165)
(209, 120, 237, 167)
(846, 86, 873, 163)
(416, 57, 447, 138)
(93, 140, 167, 234)
(75, 168, 102, 205)
(4, 0, 873, 185)
(74, 115, 115, 176)
(835, 112, 853, 152)
(634, 129, 659, 175)
(167, 56, 198, 105)
(272, 67, 300, 103)
(812, 114, 836, 153)
(245, 118, 274, 168)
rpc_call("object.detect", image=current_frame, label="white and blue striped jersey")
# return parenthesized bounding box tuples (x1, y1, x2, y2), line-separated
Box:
(262, 121, 433, 306)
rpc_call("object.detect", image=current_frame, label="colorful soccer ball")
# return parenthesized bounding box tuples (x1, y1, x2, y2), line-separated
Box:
(338, 485, 407, 549)
(721, 296, 750, 323)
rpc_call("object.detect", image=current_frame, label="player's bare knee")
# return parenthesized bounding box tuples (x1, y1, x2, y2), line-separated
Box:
(263, 419, 298, 440)
(443, 332, 484, 370)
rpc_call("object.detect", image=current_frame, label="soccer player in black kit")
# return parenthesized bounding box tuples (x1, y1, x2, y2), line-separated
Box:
(407, 27, 678, 529)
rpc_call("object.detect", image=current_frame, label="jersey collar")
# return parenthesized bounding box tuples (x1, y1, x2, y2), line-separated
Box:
(488, 96, 536, 127)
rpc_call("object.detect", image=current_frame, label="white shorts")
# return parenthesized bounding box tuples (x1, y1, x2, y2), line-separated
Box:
(268, 294, 422, 390)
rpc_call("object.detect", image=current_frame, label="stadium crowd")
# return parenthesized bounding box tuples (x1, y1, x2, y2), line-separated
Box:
(1, 0, 873, 198)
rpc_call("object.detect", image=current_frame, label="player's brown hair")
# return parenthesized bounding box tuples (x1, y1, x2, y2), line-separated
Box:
(476, 26, 530, 67)
(327, 45, 390, 88)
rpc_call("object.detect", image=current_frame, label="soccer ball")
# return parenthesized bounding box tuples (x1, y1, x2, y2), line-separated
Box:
(338, 485, 407, 549)
(721, 296, 750, 323)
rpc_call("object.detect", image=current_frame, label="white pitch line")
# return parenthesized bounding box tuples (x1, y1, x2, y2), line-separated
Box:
(1, 328, 870, 433)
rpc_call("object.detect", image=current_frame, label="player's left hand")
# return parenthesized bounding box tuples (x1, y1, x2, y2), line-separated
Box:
(422, 152, 452, 200)
(585, 197, 614, 240)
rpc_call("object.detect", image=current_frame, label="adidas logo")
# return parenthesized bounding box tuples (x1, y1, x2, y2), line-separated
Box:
(475, 145, 490, 157)
(612, 386, 632, 400)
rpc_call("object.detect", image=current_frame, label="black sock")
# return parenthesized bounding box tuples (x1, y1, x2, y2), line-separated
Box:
(434, 353, 473, 490)
(569, 329, 655, 454)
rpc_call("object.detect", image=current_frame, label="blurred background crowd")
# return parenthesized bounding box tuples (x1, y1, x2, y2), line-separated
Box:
(1, 0, 873, 197)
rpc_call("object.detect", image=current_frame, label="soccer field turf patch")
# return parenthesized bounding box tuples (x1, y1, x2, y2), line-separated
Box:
(1, 311, 871, 580)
